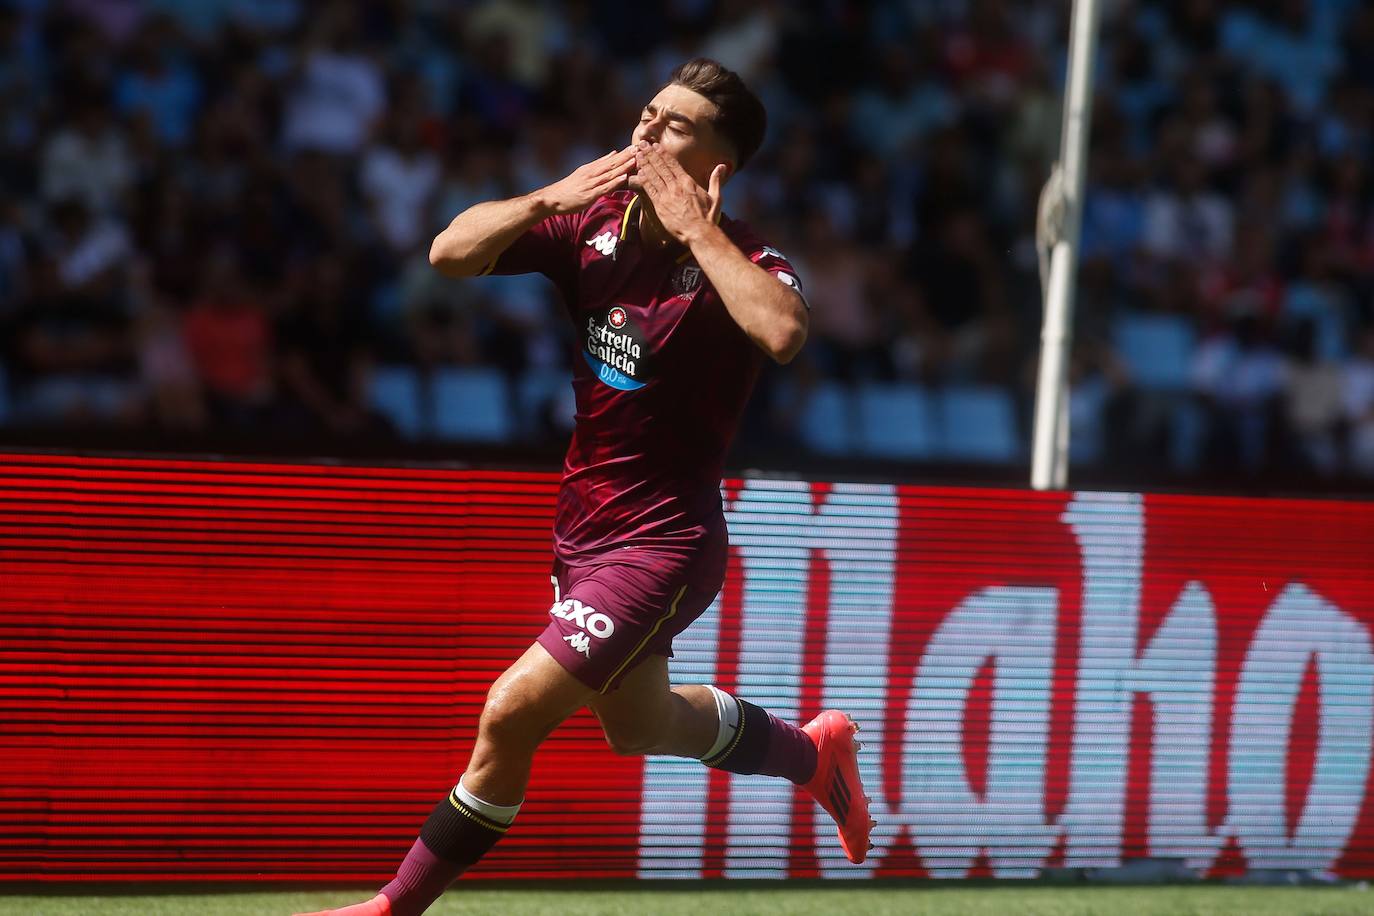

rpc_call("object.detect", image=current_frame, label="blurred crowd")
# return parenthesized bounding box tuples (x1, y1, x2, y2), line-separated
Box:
(2, 0, 1374, 481)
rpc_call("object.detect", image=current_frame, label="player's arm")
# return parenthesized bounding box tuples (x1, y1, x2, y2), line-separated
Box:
(429, 146, 638, 278)
(682, 225, 807, 364)
(633, 144, 807, 364)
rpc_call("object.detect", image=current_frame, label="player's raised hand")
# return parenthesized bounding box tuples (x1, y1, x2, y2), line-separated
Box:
(535, 146, 638, 216)
(631, 142, 725, 244)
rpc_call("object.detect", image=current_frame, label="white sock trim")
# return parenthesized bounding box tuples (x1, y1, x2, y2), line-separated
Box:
(455, 774, 522, 825)
(701, 684, 741, 761)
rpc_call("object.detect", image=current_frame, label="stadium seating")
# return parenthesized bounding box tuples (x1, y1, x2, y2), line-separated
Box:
(1068, 377, 1108, 465)
(432, 367, 514, 442)
(1171, 399, 1208, 472)
(516, 367, 575, 439)
(937, 385, 1021, 463)
(367, 365, 425, 440)
(854, 383, 936, 459)
(796, 381, 856, 455)
(1113, 312, 1197, 391)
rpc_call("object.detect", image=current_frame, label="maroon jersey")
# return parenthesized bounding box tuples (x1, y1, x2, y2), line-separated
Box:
(481, 191, 804, 564)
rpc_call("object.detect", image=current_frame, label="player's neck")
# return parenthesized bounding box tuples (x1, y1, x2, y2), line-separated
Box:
(637, 200, 675, 251)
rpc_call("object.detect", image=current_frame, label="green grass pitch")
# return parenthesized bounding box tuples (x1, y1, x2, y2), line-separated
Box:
(2, 884, 1372, 916)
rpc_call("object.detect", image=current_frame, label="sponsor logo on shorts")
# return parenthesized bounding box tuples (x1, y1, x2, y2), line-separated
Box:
(550, 598, 616, 657)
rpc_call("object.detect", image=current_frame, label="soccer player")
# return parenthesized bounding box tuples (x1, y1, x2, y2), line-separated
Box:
(299, 59, 872, 916)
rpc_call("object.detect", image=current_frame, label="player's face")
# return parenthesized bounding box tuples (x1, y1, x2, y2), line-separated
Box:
(632, 84, 735, 188)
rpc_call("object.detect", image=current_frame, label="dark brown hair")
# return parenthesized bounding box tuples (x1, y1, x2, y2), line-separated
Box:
(666, 58, 767, 170)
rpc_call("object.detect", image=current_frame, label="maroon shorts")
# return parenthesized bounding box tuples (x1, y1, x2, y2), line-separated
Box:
(538, 534, 726, 694)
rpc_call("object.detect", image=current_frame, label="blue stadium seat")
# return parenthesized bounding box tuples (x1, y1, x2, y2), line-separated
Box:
(937, 385, 1021, 463)
(432, 367, 514, 443)
(855, 383, 935, 459)
(367, 365, 425, 440)
(1068, 376, 1108, 465)
(1170, 398, 1207, 472)
(516, 367, 574, 438)
(797, 381, 856, 455)
(1113, 312, 1197, 391)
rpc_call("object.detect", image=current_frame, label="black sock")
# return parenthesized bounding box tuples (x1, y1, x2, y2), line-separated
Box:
(702, 698, 818, 784)
(380, 788, 508, 916)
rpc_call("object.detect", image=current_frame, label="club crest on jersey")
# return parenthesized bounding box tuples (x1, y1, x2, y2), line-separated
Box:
(584, 306, 652, 391)
(672, 264, 702, 296)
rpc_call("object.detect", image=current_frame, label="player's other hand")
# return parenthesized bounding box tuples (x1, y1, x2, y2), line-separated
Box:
(630, 141, 724, 245)
(535, 146, 637, 216)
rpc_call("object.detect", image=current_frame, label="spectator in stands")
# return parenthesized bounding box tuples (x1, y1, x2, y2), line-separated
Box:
(1142, 154, 1234, 269)
(279, 254, 382, 438)
(114, 16, 202, 147)
(281, 4, 385, 155)
(360, 102, 442, 258)
(1344, 325, 1374, 474)
(10, 197, 138, 425)
(908, 207, 1015, 383)
(1193, 312, 1287, 471)
(1281, 319, 1345, 473)
(1284, 234, 1354, 361)
(183, 246, 275, 426)
(0, 0, 1370, 485)
(796, 208, 892, 382)
(40, 96, 133, 216)
(850, 41, 956, 164)
(0, 194, 29, 310)
(133, 261, 204, 433)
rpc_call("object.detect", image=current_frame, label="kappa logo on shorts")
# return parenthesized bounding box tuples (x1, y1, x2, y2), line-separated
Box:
(550, 598, 615, 657)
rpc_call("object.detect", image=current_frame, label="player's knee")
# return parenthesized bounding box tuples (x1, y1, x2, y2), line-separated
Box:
(477, 685, 542, 752)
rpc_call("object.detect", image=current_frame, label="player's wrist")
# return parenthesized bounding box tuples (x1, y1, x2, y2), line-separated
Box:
(680, 217, 721, 249)
(524, 189, 562, 219)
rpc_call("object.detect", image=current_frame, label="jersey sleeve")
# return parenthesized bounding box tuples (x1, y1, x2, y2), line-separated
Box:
(477, 211, 582, 296)
(743, 242, 810, 310)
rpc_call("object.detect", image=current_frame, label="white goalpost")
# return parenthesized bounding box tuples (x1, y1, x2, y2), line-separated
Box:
(1030, 0, 1104, 490)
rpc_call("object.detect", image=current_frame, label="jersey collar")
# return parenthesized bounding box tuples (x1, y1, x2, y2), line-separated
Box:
(620, 193, 725, 263)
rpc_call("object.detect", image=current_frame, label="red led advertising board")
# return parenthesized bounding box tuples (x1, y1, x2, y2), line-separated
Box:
(2, 455, 1371, 881)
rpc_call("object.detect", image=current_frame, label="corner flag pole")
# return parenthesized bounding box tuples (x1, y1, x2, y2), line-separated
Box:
(1030, 0, 1102, 491)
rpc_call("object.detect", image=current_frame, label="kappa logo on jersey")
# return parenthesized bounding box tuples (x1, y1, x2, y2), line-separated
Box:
(584, 307, 652, 391)
(550, 598, 615, 658)
(586, 231, 618, 257)
(777, 272, 801, 291)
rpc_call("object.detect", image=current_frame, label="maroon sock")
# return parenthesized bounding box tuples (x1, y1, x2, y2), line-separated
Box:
(380, 787, 508, 916)
(380, 838, 462, 916)
(703, 697, 818, 785)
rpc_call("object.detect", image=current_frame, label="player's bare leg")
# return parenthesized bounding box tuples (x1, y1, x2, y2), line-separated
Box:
(588, 655, 717, 757)
(589, 656, 874, 862)
(294, 643, 593, 916)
